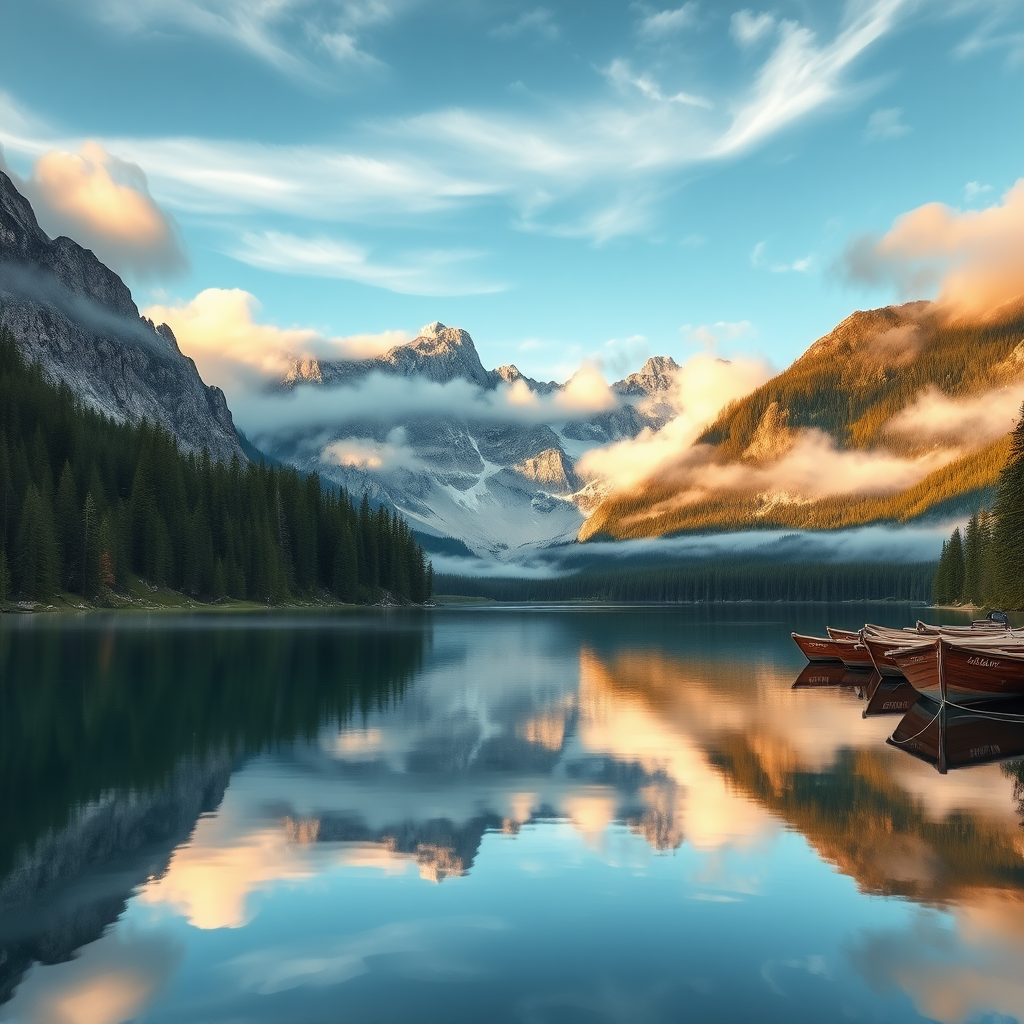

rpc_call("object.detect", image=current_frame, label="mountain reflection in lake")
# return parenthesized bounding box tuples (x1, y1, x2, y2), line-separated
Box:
(2, 605, 1024, 1024)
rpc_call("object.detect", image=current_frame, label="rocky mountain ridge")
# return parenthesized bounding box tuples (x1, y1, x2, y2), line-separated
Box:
(0, 171, 244, 461)
(261, 323, 681, 557)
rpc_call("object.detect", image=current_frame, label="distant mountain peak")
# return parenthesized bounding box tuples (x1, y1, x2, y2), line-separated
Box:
(615, 354, 680, 397)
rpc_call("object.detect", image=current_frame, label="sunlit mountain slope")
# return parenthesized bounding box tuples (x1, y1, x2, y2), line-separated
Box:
(581, 301, 1024, 541)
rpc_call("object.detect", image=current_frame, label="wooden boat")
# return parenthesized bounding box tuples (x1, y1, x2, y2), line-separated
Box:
(914, 619, 1011, 636)
(888, 637, 1024, 703)
(861, 633, 906, 678)
(888, 640, 938, 695)
(792, 633, 874, 669)
(791, 633, 845, 663)
(793, 663, 861, 688)
(938, 639, 1024, 703)
(826, 627, 862, 641)
(838, 641, 874, 671)
(888, 698, 1024, 772)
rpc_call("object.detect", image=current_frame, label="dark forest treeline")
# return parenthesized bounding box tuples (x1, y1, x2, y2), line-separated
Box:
(0, 333, 432, 604)
(438, 559, 935, 603)
(934, 405, 1024, 609)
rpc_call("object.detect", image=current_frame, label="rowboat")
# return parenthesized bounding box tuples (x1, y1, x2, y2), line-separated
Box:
(888, 698, 1024, 772)
(826, 627, 862, 641)
(791, 633, 873, 669)
(791, 633, 845, 663)
(888, 636, 1024, 703)
(861, 633, 906, 678)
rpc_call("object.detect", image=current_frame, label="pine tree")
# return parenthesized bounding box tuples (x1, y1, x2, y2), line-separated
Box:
(82, 492, 99, 596)
(993, 404, 1024, 608)
(333, 527, 358, 603)
(946, 527, 966, 603)
(933, 539, 950, 605)
(54, 461, 80, 590)
(97, 513, 117, 590)
(0, 547, 9, 602)
(15, 484, 59, 598)
(963, 512, 983, 606)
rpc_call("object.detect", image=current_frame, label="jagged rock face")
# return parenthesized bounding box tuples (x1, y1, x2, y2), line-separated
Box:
(742, 401, 795, 463)
(615, 355, 680, 397)
(265, 323, 682, 557)
(0, 171, 244, 462)
(510, 448, 581, 495)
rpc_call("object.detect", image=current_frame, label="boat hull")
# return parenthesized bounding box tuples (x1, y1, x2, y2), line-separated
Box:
(892, 641, 1024, 703)
(862, 634, 905, 678)
(890, 644, 939, 697)
(827, 627, 862, 641)
(939, 641, 1024, 702)
(839, 644, 874, 671)
(791, 633, 845, 663)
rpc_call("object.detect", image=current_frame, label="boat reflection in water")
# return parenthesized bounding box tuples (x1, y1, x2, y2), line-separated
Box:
(889, 697, 1024, 773)
(792, 663, 864, 688)
(861, 674, 920, 717)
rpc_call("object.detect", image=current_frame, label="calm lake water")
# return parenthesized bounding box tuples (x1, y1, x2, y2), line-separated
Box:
(2, 604, 1024, 1024)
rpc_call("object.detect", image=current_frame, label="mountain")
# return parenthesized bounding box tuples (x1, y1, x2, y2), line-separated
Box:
(581, 301, 1024, 542)
(261, 321, 678, 557)
(0, 171, 244, 461)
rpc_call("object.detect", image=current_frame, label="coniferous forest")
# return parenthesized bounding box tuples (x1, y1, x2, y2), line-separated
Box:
(0, 333, 433, 605)
(933, 404, 1024, 609)
(438, 559, 935, 604)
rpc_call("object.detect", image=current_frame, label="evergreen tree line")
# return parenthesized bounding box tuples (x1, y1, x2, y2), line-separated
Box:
(438, 559, 935, 604)
(0, 332, 432, 604)
(933, 405, 1024, 609)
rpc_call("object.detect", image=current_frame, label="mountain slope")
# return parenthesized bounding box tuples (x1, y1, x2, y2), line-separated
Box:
(261, 322, 678, 557)
(0, 171, 243, 461)
(582, 302, 1024, 541)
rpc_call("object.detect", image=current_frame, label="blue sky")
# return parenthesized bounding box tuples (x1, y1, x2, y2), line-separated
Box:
(2, 0, 1023, 382)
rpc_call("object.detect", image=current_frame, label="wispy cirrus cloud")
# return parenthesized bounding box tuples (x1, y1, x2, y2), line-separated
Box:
(635, 4, 699, 39)
(864, 106, 910, 141)
(0, 0, 920, 251)
(751, 241, 812, 273)
(231, 230, 505, 296)
(713, 0, 908, 156)
(491, 7, 560, 41)
(730, 10, 776, 47)
(87, 0, 398, 78)
(602, 59, 712, 107)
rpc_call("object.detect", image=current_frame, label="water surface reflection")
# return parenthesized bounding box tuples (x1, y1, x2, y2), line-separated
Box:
(2, 605, 1023, 1023)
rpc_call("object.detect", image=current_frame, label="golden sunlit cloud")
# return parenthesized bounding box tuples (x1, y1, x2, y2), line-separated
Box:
(12, 141, 187, 278)
(144, 287, 410, 395)
(843, 179, 1024, 319)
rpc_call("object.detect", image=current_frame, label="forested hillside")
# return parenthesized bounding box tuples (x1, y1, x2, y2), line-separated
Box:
(583, 302, 1024, 541)
(0, 333, 432, 605)
(934, 407, 1024, 609)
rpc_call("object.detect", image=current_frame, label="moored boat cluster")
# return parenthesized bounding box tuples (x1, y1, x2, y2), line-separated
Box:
(793, 614, 1024, 774)
(792, 614, 1024, 704)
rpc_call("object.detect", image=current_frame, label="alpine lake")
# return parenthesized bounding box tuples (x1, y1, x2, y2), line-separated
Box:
(3, 603, 1024, 1024)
